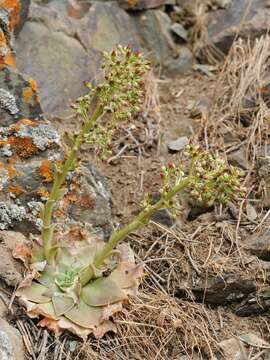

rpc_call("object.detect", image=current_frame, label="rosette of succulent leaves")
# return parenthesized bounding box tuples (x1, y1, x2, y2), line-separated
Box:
(15, 46, 245, 339)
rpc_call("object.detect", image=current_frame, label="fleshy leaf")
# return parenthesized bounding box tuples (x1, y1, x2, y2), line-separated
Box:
(16, 283, 50, 303)
(37, 265, 56, 287)
(65, 299, 102, 328)
(110, 263, 144, 289)
(29, 301, 59, 320)
(58, 317, 91, 339)
(52, 295, 75, 317)
(81, 277, 126, 307)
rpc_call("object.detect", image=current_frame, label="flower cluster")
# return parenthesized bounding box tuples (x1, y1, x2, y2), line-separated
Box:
(97, 45, 150, 121)
(160, 163, 187, 217)
(186, 145, 245, 206)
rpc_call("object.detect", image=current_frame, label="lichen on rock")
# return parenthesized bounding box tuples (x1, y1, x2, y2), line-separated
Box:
(0, 88, 19, 115)
(0, 202, 26, 230)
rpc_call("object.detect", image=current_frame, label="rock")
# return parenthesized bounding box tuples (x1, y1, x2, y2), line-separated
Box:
(208, 0, 269, 53)
(228, 146, 251, 170)
(150, 193, 174, 227)
(170, 22, 188, 42)
(167, 136, 188, 152)
(257, 157, 270, 207)
(15, 1, 140, 117)
(0, 319, 24, 360)
(219, 338, 247, 360)
(0, 0, 30, 37)
(67, 0, 90, 19)
(132, 9, 193, 73)
(0, 2, 112, 236)
(118, 0, 175, 10)
(0, 231, 28, 286)
(244, 230, 270, 261)
(178, 274, 256, 305)
(235, 289, 270, 316)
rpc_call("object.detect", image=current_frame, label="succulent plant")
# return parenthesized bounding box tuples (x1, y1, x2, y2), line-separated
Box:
(16, 234, 143, 338)
(14, 47, 244, 339)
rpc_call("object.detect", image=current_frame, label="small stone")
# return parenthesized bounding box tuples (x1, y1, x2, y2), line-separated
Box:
(219, 338, 247, 360)
(228, 146, 250, 170)
(235, 289, 270, 316)
(177, 274, 256, 305)
(0, 319, 24, 360)
(244, 229, 270, 261)
(170, 23, 188, 41)
(167, 136, 188, 153)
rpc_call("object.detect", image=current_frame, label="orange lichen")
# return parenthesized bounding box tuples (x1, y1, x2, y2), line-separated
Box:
(36, 187, 49, 199)
(0, 162, 19, 179)
(29, 78, 38, 92)
(0, 29, 15, 69)
(28, 78, 40, 103)
(10, 118, 37, 133)
(78, 194, 95, 209)
(22, 87, 34, 104)
(39, 160, 54, 183)
(0, 0, 21, 31)
(9, 184, 24, 196)
(4, 52, 16, 68)
(8, 136, 39, 158)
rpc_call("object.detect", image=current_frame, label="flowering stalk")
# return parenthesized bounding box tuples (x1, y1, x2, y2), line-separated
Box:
(41, 105, 103, 263)
(80, 176, 190, 285)
(41, 45, 150, 263)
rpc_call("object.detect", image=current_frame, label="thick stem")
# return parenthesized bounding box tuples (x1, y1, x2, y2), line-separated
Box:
(80, 177, 190, 286)
(42, 105, 103, 262)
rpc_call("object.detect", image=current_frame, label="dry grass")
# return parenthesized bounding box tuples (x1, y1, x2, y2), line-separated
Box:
(190, 1, 224, 65)
(208, 36, 270, 157)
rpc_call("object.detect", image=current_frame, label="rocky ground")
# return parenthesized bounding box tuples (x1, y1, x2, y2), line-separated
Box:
(1, 0, 270, 359)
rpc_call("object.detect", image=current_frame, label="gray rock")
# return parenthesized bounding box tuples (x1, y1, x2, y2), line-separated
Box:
(132, 9, 193, 72)
(257, 157, 270, 207)
(118, 0, 175, 10)
(0, 1, 114, 236)
(228, 146, 251, 170)
(235, 289, 270, 316)
(0, 319, 24, 360)
(15, 1, 140, 117)
(208, 0, 269, 53)
(178, 274, 256, 305)
(170, 23, 188, 41)
(219, 338, 247, 360)
(244, 230, 270, 261)
(167, 136, 188, 152)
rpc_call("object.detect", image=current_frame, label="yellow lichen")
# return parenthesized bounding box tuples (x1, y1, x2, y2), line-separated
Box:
(39, 160, 54, 183)
(36, 187, 49, 199)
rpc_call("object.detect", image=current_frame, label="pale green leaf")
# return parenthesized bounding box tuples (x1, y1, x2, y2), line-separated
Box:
(52, 295, 75, 317)
(81, 277, 126, 307)
(65, 300, 102, 328)
(17, 283, 50, 303)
